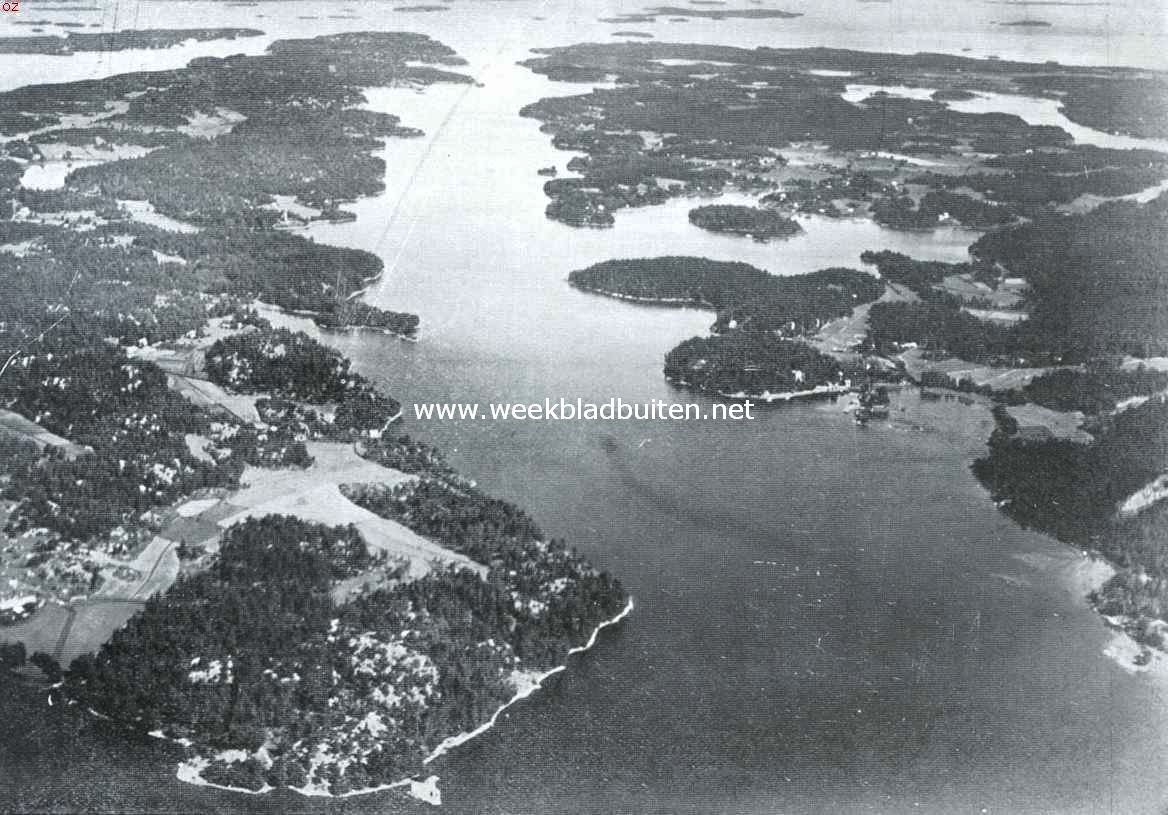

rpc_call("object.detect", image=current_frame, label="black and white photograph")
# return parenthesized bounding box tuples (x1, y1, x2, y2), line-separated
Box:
(0, 0, 1165, 812)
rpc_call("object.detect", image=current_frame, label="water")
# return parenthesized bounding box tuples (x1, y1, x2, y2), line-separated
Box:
(5, 2, 1168, 813)
(843, 84, 1168, 153)
(946, 92, 1168, 154)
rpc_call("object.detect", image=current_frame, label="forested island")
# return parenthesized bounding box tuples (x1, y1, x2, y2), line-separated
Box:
(0, 28, 263, 56)
(570, 256, 883, 332)
(519, 43, 1168, 229)
(570, 257, 882, 396)
(687, 204, 802, 240)
(0, 31, 627, 799)
(664, 333, 845, 398)
(643, 6, 802, 19)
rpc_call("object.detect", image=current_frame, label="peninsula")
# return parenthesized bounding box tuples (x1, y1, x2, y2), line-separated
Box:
(0, 32, 628, 798)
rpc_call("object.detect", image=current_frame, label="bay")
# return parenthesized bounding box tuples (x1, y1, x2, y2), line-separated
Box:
(3, 2, 1168, 812)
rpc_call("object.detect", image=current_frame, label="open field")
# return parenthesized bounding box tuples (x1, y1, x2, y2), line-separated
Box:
(55, 601, 144, 667)
(811, 282, 916, 358)
(4, 533, 176, 666)
(167, 374, 260, 423)
(220, 482, 483, 579)
(938, 274, 1025, 309)
(900, 348, 1055, 390)
(94, 536, 180, 602)
(229, 442, 414, 504)
(1005, 402, 1094, 443)
(2, 602, 70, 658)
(156, 442, 484, 579)
(0, 598, 142, 666)
(0, 409, 89, 458)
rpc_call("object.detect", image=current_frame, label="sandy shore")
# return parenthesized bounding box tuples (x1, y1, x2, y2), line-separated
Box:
(1023, 548, 1168, 679)
(569, 283, 715, 309)
(665, 375, 851, 403)
(717, 383, 851, 403)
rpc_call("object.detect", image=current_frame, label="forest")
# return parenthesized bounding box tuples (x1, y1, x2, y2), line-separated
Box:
(0, 32, 476, 601)
(971, 194, 1168, 358)
(854, 190, 1168, 655)
(519, 43, 1168, 236)
(0, 27, 637, 801)
(910, 166, 1165, 212)
(313, 301, 420, 337)
(522, 43, 1168, 139)
(205, 327, 402, 434)
(1019, 364, 1168, 415)
(0, 28, 263, 56)
(687, 205, 802, 240)
(66, 497, 626, 793)
(570, 257, 880, 396)
(862, 192, 1168, 364)
(865, 301, 1016, 362)
(0, 336, 242, 540)
(0, 221, 415, 534)
(974, 398, 1168, 644)
(570, 257, 883, 336)
(0, 32, 471, 236)
(870, 191, 1018, 231)
(664, 333, 843, 396)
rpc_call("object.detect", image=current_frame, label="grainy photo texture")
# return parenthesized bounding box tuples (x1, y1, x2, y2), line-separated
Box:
(0, 1, 1166, 812)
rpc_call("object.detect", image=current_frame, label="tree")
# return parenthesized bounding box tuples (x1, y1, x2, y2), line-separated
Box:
(0, 641, 27, 672)
(31, 651, 63, 683)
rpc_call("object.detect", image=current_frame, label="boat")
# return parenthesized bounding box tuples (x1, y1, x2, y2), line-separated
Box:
(854, 383, 891, 426)
(537, 165, 558, 177)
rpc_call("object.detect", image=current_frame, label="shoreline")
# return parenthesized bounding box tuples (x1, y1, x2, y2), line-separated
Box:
(1010, 524, 1168, 679)
(569, 283, 716, 310)
(252, 298, 419, 343)
(318, 323, 420, 343)
(666, 375, 852, 403)
(1068, 552, 1168, 678)
(718, 383, 851, 403)
(424, 596, 635, 764)
(169, 597, 635, 800)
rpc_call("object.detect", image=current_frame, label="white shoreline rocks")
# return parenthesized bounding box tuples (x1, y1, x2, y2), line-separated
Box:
(169, 597, 634, 804)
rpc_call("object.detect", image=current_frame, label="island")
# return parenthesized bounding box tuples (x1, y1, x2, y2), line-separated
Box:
(0, 28, 264, 56)
(569, 257, 884, 398)
(644, 6, 802, 19)
(664, 333, 847, 399)
(519, 43, 1168, 229)
(931, 89, 978, 102)
(687, 204, 802, 240)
